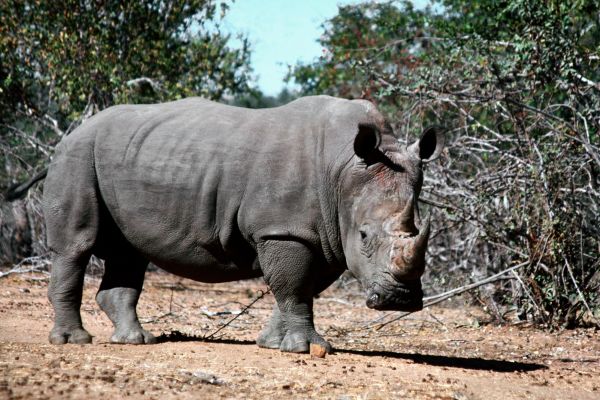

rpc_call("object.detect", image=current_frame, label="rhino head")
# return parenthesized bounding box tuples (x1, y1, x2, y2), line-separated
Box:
(341, 124, 444, 312)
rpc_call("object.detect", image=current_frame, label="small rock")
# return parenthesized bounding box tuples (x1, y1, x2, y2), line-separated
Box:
(100, 375, 115, 383)
(310, 343, 327, 358)
(190, 371, 225, 385)
(47, 358, 62, 368)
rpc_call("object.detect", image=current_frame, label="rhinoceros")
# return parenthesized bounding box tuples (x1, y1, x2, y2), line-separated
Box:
(8, 96, 444, 353)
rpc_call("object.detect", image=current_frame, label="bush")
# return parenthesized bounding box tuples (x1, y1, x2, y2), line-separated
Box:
(0, 1, 254, 264)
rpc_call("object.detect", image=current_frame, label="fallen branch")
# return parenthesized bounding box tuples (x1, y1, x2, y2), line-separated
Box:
(0, 256, 51, 279)
(203, 288, 271, 340)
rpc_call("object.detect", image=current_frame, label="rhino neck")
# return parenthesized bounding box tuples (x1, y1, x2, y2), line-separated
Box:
(300, 96, 395, 270)
(335, 159, 368, 264)
(317, 132, 367, 269)
(314, 137, 349, 268)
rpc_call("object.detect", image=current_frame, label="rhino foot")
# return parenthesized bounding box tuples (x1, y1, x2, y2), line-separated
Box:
(49, 327, 93, 345)
(257, 305, 285, 349)
(280, 330, 332, 354)
(257, 328, 284, 349)
(110, 326, 157, 344)
(256, 310, 333, 353)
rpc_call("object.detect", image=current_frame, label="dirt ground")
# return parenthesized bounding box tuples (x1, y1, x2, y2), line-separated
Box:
(0, 270, 598, 400)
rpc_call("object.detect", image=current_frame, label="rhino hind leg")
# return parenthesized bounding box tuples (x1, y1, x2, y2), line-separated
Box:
(44, 141, 99, 345)
(258, 240, 332, 354)
(96, 252, 156, 344)
(48, 252, 94, 344)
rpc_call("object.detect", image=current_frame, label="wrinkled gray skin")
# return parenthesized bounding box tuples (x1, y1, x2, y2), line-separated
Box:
(43, 96, 444, 353)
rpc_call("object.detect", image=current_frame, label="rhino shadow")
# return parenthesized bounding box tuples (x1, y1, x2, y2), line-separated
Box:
(157, 331, 255, 346)
(157, 331, 546, 373)
(335, 348, 547, 372)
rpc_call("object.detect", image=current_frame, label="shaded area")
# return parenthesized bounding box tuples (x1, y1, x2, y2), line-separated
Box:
(557, 357, 600, 364)
(157, 331, 546, 372)
(337, 348, 547, 373)
(157, 330, 255, 346)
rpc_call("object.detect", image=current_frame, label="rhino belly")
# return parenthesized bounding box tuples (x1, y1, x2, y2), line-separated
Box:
(151, 252, 262, 283)
(96, 182, 259, 282)
(93, 135, 258, 281)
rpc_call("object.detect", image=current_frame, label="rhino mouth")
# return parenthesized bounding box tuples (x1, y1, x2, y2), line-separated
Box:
(366, 280, 423, 312)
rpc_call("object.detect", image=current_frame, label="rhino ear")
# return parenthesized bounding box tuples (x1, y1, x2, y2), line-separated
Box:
(408, 126, 445, 162)
(354, 123, 381, 161)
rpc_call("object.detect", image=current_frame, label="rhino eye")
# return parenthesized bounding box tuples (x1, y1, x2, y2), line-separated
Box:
(359, 229, 368, 241)
(359, 227, 376, 257)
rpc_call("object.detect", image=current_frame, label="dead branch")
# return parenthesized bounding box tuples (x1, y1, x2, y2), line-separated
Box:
(203, 288, 271, 340)
(368, 261, 529, 330)
(0, 255, 51, 278)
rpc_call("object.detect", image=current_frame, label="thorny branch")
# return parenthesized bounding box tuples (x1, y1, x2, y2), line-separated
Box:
(367, 262, 530, 330)
(202, 288, 271, 340)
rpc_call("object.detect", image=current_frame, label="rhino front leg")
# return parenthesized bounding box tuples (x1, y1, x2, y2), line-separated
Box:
(258, 240, 331, 354)
(96, 254, 156, 344)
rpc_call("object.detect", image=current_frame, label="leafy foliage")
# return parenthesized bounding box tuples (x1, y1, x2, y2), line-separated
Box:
(290, 1, 431, 99)
(289, 0, 600, 328)
(0, 0, 254, 264)
(231, 88, 298, 109)
(0, 0, 252, 183)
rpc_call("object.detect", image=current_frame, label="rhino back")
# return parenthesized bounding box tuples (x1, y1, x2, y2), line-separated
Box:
(88, 96, 365, 270)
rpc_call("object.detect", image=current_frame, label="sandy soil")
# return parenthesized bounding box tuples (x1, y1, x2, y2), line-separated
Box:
(0, 270, 598, 399)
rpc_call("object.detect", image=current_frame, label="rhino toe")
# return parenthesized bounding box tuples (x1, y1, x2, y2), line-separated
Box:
(256, 326, 284, 349)
(257, 334, 283, 349)
(111, 327, 156, 344)
(49, 328, 92, 345)
(280, 332, 310, 353)
(279, 330, 332, 354)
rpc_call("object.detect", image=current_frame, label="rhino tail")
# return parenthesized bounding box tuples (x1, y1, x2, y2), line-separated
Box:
(4, 168, 48, 202)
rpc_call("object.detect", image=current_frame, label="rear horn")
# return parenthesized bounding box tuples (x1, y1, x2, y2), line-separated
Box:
(389, 213, 430, 279)
(383, 196, 418, 236)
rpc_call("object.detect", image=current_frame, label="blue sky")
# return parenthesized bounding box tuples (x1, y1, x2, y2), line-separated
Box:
(221, 0, 427, 96)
